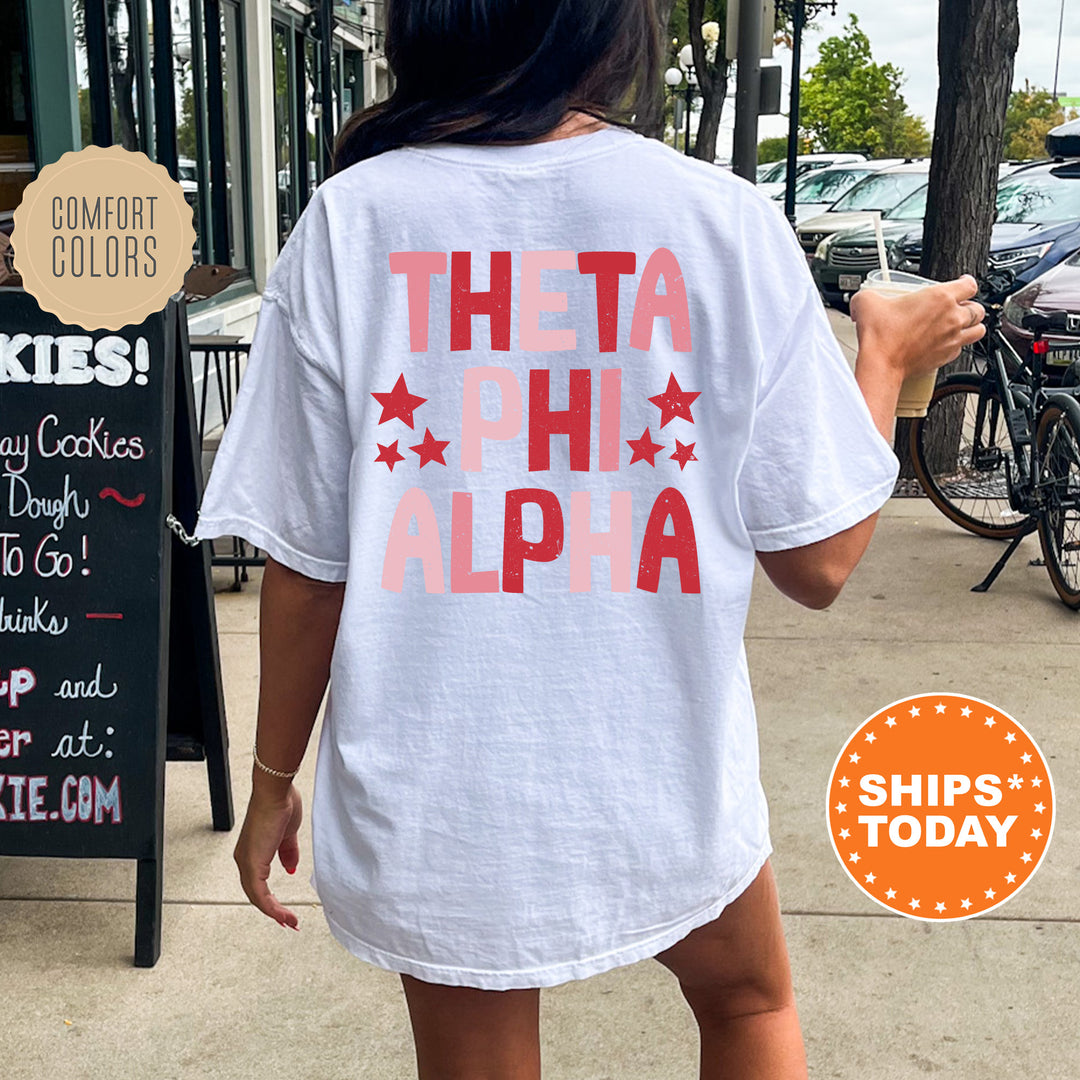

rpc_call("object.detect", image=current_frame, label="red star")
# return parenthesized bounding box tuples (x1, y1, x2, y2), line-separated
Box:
(375, 440, 405, 471)
(648, 373, 700, 428)
(409, 428, 450, 468)
(372, 374, 427, 428)
(670, 440, 698, 471)
(626, 427, 665, 466)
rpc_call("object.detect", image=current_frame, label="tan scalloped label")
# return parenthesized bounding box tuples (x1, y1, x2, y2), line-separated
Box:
(11, 145, 197, 331)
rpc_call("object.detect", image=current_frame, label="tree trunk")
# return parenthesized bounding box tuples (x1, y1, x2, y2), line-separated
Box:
(922, 0, 1019, 282)
(898, 0, 1019, 477)
(687, 0, 728, 162)
(693, 59, 729, 162)
(636, 0, 677, 140)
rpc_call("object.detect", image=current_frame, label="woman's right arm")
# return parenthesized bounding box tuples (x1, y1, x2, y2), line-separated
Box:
(233, 556, 345, 929)
(755, 275, 987, 609)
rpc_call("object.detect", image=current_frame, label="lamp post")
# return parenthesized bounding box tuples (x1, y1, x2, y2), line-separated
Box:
(664, 44, 699, 156)
(773, 0, 837, 226)
(1052, 0, 1066, 101)
(663, 65, 684, 150)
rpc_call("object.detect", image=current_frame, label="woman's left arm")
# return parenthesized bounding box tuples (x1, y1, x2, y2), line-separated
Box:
(233, 556, 345, 929)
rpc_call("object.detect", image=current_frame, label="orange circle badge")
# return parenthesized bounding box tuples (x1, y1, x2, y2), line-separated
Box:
(11, 145, 196, 331)
(827, 694, 1054, 920)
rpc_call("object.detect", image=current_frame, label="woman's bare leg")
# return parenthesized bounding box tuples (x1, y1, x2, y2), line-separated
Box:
(653, 860, 808, 1080)
(399, 974, 541, 1080)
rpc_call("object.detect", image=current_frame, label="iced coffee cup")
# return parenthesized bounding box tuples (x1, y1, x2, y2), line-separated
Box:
(859, 269, 940, 418)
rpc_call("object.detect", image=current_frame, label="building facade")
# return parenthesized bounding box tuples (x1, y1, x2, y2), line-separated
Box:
(3, 0, 391, 337)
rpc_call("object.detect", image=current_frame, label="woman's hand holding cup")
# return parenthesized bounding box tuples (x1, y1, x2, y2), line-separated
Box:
(849, 273, 987, 418)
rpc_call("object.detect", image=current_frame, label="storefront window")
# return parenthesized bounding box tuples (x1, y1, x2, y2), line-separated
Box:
(220, 0, 248, 269)
(273, 21, 295, 250)
(171, 0, 202, 260)
(73, 2, 93, 147)
(0, 1, 34, 227)
(106, 0, 141, 150)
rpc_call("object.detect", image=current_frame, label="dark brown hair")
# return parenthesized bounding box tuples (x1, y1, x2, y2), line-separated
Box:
(333, 0, 662, 172)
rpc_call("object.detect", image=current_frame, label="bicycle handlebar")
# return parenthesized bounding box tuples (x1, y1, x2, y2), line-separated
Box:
(976, 268, 1018, 307)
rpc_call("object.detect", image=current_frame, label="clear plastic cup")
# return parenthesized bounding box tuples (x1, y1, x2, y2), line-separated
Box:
(859, 269, 940, 418)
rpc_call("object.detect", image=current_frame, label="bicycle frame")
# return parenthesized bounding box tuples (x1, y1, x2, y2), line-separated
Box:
(970, 315, 1052, 517)
(967, 310, 1080, 593)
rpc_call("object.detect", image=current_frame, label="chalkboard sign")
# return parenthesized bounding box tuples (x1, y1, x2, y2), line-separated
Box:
(0, 290, 232, 966)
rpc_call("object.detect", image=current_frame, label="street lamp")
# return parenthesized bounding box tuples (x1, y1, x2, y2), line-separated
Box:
(664, 44, 700, 156)
(774, 0, 837, 226)
(663, 66, 684, 150)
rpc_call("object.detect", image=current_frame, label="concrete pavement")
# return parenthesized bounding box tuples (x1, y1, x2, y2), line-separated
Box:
(2, 317, 1078, 1078)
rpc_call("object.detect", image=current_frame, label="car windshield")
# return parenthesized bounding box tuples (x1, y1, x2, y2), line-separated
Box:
(831, 171, 928, 212)
(789, 168, 874, 204)
(885, 185, 929, 221)
(996, 172, 1080, 224)
(759, 160, 787, 184)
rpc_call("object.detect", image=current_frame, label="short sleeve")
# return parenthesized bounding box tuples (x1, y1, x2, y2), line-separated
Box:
(194, 294, 352, 581)
(736, 281, 899, 552)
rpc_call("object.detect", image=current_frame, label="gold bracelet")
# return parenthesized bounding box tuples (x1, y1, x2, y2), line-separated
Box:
(253, 743, 300, 779)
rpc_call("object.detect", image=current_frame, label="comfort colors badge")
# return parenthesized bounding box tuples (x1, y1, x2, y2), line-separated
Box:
(11, 145, 196, 331)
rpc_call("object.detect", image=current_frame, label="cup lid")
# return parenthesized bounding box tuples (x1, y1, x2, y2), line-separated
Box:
(863, 269, 936, 289)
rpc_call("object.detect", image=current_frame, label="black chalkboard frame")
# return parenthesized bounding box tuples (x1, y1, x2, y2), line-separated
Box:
(0, 292, 233, 968)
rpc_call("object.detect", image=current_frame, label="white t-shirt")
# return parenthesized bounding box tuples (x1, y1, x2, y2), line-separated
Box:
(195, 125, 899, 990)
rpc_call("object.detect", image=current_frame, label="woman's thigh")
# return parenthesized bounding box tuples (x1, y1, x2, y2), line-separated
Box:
(652, 859, 795, 1018)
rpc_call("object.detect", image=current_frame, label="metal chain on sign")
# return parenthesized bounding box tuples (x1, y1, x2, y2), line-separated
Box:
(166, 513, 201, 547)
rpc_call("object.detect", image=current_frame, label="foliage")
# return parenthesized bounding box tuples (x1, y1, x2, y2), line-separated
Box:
(798, 14, 931, 157)
(662, 1, 823, 156)
(757, 135, 789, 163)
(1003, 81, 1079, 160)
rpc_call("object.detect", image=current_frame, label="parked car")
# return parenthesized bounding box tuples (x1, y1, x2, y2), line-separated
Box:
(810, 158, 1080, 307)
(1001, 248, 1080, 383)
(771, 159, 906, 223)
(894, 159, 1080, 285)
(756, 153, 868, 197)
(1046, 116, 1080, 157)
(1001, 160, 1039, 179)
(796, 160, 931, 258)
(810, 183, 929, 305)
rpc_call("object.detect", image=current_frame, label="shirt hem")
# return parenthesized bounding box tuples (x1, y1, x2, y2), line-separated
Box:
(316, 838, 773, 990)
(747, 473, 898, 552)
(194, 514, 348, 582)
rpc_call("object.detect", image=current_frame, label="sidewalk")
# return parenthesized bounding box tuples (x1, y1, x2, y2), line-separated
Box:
(3, 324, 1078, 1078)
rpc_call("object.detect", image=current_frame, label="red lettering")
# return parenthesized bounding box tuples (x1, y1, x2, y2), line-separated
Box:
(577, 251, 636, 352)
(451, 251, 512, 351)
(637, 487, 700, 593)
(528, 369, 592, 471)
(503, 489, 564, 592)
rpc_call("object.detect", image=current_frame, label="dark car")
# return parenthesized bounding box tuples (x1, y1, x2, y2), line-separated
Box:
(810, 183, 927, 305)
(1000, 248, 1080, 382)
(812, 159, 1080, 307)
(896, 159, 1080, 283)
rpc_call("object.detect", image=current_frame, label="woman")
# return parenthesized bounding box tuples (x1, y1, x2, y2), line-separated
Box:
(195, 3, 985, 1077)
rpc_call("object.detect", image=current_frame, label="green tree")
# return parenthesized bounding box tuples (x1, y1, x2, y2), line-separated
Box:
(1003, 81, 1077, 159)
(799, 14, 930, 157)
(757, 135, 788, 163)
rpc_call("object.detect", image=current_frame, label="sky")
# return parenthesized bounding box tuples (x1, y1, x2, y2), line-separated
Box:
(716, 0, 1080, 157)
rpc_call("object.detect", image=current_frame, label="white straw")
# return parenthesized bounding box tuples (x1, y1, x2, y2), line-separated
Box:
(871, 211, 891, 283)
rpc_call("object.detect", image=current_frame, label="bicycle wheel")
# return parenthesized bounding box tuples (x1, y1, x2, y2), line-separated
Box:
(909, 376, 1027, 539)
(1035, 398, 1080, 609)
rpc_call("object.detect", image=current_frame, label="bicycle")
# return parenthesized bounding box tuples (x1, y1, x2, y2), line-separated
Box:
(908, 270, 1080, 609)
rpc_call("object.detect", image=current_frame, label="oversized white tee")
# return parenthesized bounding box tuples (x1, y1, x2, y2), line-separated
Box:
(195, 124, 899, 989)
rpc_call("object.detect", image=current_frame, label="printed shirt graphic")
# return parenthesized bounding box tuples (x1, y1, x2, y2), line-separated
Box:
(195, 126, 899, 990)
